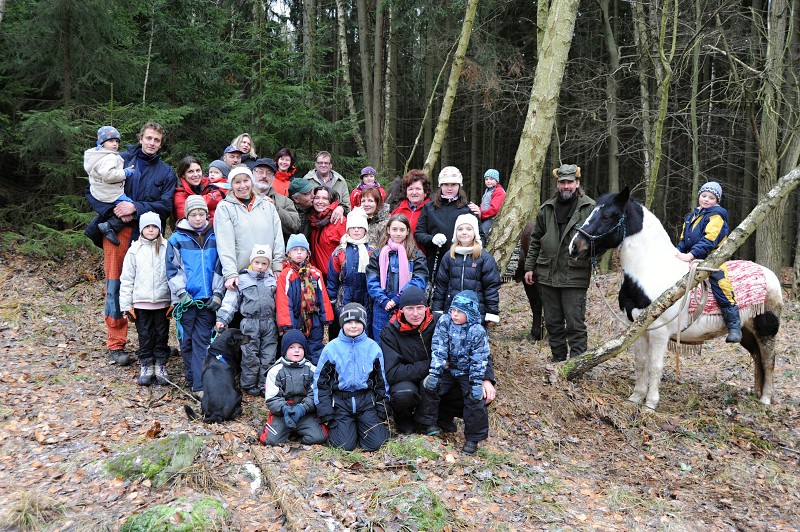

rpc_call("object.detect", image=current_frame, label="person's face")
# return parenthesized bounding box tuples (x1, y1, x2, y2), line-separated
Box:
(315, 155, 332, 177)
(406, 181, 425, 205)
(285, 342, 305, 362)
(388, 220, 408, 244)
(401, 304, 427, 326)
(187, 208, 208, 229)
(293, 190, 314, 208)
(288, 247, 309, 263)
(141, 224, 160, 240)
(208, 167, 224, 180)
(251, 256, 271, 273)
(361, 195, 377, 215)
(361, 173, 376, 185)
(102, 139, 120, 151)
(231, 174, 252, 199)
(184, 163, 203, 186)
(450, 307, 467, 324)
(313, 189, 331, 212)
(139, 128, 163, 155)
(342, 320, 365, 337)
(698, 191, 718, 209)
(277, 155, 292, 171)
(254, 166, 275, 187)
(238, 136, 251, 154)
(484, 176, 498, 188)
(456, 223, 476, 246)
(440, 183, 459, 197)
(223, 152, 242, 167)
(348, 226, 366, 239)
(557, 179, 579, 200)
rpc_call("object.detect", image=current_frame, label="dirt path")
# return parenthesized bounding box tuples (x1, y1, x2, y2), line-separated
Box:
(1, 251, 799, 530)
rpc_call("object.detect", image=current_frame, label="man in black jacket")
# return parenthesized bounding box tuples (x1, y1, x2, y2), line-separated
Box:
(380, 286, 496, 434)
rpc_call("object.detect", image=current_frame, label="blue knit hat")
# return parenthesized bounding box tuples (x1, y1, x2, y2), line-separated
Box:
(450, 290, 480, 324)
(484, 168, 500, 181)
(97, 126, 121, 147)
(286, 233, 310, 253)
(281, 329, 308, 360)
(699, 181, 722, 202)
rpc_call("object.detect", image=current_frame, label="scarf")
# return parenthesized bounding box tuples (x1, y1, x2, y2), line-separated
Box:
(455, 245, 475, 256)
(309, 201, 339, 229)
(340, 234, 370, 273)
(290, 261, 318, 335)
(274, 166, 295, 196)
(379, 240, 410, 291)
(441, 194, 459, 201)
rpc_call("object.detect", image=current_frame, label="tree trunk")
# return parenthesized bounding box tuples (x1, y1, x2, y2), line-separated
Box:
(381, 3, 394, 173)
(371, 0, 385, 167)
(62, 2, 71, 106)
(565, 164, 800, 380)
(488, 0, 582, 268)
(142, 3, 156, 104)
(599, 0, 620, 193)
(335, 0, 366, 156)
(470, 90, 479, 202)
(422, 0, 480, 175)
(302, 0, 316, 78)
(632, 0, 653, 203)
(0, 0, 6, 27)
(356, 0, 374, 162)
(688, 0, 702, 208)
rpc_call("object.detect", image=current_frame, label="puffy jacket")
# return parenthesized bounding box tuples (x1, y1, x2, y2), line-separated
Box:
(173, 176, 225, 223)
(273, 165, 296, 196)
(84, 148, 127, 203)
(217, 268, 277, 325)
(676, 205, 729, 260)
(432, 248, 501, 322)
(523, 193, 595, 288)
(119, 236, 170, 311)
(276, 263, 335, 330)
(309, 201, 347, 277)
(414, 197, 485, 273)
(429, 312, 489, 386)
(480, 184, 506, 221)
(302, 168, 351, 213)
(166, 219, 224, 302)
(327, 243, 375, 312)
(313, 330, 388, 419)
(264, 357, 317, 415)
(350, 184, 387, 208)
(366, 247, 428, 309)
(214, 193, 285, 278)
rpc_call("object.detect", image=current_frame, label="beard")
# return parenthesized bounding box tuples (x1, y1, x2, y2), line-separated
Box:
(254, 181, 270, 193)
(558, 189, 576, 201)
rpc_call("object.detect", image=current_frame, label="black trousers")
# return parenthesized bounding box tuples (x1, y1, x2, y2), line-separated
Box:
(415, 372, 489, 443)
(134, 307, 171, 364)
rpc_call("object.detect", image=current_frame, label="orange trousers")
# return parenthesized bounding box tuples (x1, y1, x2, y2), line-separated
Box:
(103, 226, 133, 350)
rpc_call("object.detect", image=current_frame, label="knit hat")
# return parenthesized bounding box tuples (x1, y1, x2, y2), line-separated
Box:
(484, 168, 500, 181)
(339, 302, 368, 328)
(452, 213, 481, 245)
(699, 181, 722, 202)
(208, 159, 230, 178)
(254, 158, 277, 172)
(553, 164, 579, 181)
(286, 233, 310, 252)
(222, 145, 243, 155)
(288, 178, 315, 196)
(281, 329, 308, 360)
(249, 244, 272, 264)
(346, 207, 369, 231)
(397, 286, 427, 309)
(138, 211, 162, 233)
(97, 126, 121, 147)
(360, 166, 377, 177)
(450, 290, 481, 324)
(438, 166, 463, 186)
(185, 195, 208, 216)
(228, 166, 253, 187)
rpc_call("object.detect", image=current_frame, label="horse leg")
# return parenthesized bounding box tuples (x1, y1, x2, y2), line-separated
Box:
(627, 336, 649, 406)
(740, 329, 764, 399)
(523, 281, 543, 341)
(643, 331, 670, 411)
(741, 328, 775, 405)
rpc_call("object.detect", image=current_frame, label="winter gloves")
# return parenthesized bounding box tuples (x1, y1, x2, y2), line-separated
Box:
(423, 374, 439, 391)
(431, 233, 447, 247)
(470, 384, 484, 401)
(282, 404, 307, 429)
(206, 294, 223, 312)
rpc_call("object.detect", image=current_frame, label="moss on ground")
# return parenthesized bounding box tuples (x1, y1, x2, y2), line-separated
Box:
(105, 434, 207, 487)
(120, 497, 229, 531)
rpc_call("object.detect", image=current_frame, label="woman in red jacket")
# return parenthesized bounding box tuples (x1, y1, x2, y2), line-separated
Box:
(391, 169, 431, 253)
(172, 156, 225, 223)
(273, 147, 297, 196)
(308, 186, 346, 279)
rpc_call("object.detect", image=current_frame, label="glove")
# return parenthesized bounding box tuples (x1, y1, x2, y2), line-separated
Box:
(179, 293, 193, 306)
(206, 294, 223, 312)
(283, 407, 297, 430)
(431, 233, 447, 247)
(124, 167, 135, 178)
(323, 417, 337, 429)
(289, 404, 305, 424)
(165, 305, 174, 318)
(422, 374, 439, 391)
(470, 384, 484, 401)
(124, 310, 137, 322)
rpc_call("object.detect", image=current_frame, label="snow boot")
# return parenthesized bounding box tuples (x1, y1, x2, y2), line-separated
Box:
(138, 363, 154, 386)
(110, 349, 132, 366)
(721, 305, 743, 343)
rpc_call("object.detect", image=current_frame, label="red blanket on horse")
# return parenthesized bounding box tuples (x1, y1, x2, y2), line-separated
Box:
(688, 260, 767, 315)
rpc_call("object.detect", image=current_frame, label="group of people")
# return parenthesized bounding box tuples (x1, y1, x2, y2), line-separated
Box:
(84, 122, 507, 455)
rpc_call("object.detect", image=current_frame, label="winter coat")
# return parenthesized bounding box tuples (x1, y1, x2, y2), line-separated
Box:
(327, 242, 375, 312)
(84, 147, 127, 203)
(676, 205, 729, 260)
(119, 236, 170, 311)
(391, 198, 430, 252)
(523, 193, 595, 288)
(276, 263, 335, 331)
(273, 165, 296, 197)
(214, 193, 285, 278)
(480, 184, 506, 221)
(366, 247, 428, 309)
(432, 248, 501, 322)
(429, 313, 489, 386)
(85, 145, 176, 242)
(264, 357, 317, 415)
(263, 187, 301, 242)
(166, 219, 225, 302)
(350, 184, 387, 208)
(173, 176, 225, 223)
(366, 204, 391, 247)
(313, 330, 389, 419)
(217, 268, 277, 325)
(414, 197, 484, 273)
(302, 168, 351, 213)
(308, 201, 347, 277)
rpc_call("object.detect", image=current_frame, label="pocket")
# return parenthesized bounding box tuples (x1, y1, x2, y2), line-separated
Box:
(535, 257, 552, 281)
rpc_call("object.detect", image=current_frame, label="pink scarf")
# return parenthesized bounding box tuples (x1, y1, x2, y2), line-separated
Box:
(379, 240, 410, 291)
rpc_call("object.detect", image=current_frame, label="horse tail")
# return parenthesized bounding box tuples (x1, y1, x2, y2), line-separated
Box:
(754, 311, 780, 337)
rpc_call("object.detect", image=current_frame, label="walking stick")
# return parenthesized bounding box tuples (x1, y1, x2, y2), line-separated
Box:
(425, 243, 443, 305)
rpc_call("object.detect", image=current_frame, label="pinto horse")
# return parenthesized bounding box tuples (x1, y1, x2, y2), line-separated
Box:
(568, 187, 782, 410)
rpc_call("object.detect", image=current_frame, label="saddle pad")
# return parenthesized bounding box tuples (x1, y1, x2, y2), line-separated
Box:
(687, 260, 767, 315)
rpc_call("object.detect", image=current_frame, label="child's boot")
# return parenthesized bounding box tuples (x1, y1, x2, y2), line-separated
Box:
(138, 362, 154, 385)
(721, 305, 742, 343)
(462, 440, 479, 455)
(154, 361, 168, 385)
(98, 222, 120, 246)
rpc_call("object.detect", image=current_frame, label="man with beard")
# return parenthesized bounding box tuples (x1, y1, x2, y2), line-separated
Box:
(252, 158, 300, 243)
(523, 164, 595, 362)
(288, 178, 316, 237)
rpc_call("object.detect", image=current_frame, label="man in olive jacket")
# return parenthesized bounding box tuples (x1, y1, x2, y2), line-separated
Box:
(523, 164, 595, 362)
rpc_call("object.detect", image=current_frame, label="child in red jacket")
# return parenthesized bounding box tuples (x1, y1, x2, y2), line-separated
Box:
(479, 169, 506, 242)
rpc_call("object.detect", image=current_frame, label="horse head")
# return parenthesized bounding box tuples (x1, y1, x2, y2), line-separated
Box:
(569, 186, 636, 261)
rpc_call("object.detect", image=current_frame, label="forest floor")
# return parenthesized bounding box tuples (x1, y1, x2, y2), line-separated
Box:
(1, 247, 800, 531)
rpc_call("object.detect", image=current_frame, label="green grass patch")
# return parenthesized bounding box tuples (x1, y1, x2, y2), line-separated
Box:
(369, 485, 454, 531)
(384, 435, 439, 463)
(121, 497, 229, 531)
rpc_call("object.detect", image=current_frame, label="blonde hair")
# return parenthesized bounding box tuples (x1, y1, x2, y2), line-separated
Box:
(231, 133, 258, 159)
(449, 236, 482, 259)
(378, 214, 416, 257)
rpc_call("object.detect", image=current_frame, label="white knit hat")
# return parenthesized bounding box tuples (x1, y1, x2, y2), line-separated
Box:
(138, 211, 162, 233)
(452, 213, 481, 245)
(228, 166, 254, 187)
(346, 207, 369, 230)
(249, 244, 272, 264)
(438, 166, 463, 186)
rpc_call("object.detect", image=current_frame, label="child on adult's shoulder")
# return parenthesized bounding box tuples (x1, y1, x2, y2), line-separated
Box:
(208, 159, 231, 192)
(415, 290, 491, 455)
(313, 303, 389, 451)
(166, 195, 225, 398)
(120, 212, 172, 386)
(216, 244, 279, 397)
(84, 125, 137, 246)
(259, 329, 327, 446)
(675, 181, 742, 343)
(432, 213, 500, 326)
(276, 234, 334, 364)
(366, 213, 428, 345)
(350, 166, 387, 208)
(478, 169, 506, 241)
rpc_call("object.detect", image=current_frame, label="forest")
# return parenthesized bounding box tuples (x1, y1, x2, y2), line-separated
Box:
(0, 0, 798, 276)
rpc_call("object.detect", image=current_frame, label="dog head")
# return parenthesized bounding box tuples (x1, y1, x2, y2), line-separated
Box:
(209, 328, 252, 363)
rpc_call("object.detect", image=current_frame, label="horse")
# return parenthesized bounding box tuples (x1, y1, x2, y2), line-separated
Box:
(568, 187, 783, 411)
(513, 220, 544, 341)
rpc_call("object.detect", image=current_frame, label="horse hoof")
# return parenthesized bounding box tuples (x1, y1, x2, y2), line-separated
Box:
(643, 403, 657, 412)
(626, 395, 643, 406)
(759, 396, 772, 406)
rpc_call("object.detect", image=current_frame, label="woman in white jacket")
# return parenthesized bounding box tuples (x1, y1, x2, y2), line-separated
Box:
(119, 212, 172, 386)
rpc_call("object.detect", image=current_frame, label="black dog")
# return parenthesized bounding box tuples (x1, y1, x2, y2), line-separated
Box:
(184, 328, 251, 423)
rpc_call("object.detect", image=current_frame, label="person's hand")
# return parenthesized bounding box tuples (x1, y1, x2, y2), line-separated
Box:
(330, 205, 345, 224)
(482, 380, 496, 404)
(119, 214, 134, 223)
(225, 277, 238, 290)
(206, 294, 223, 312)
(468, 202, 481, 216)
(385, 300, 396, 311)
(113, 201, 136, 218)
(422, 374, 439, 391)
(215, 321, 226, 331)
(289, 404, 306, 424)
(124, 310, 137, 322)
(431, 233, 447, 247)
(524, 271, 537, 285)
(165, 305, 174, 318)
(179, 293, 193, 306)
(675, 252, 693, 262)
(124, 167, 135, 178)
(283, 407, 296, 430)
(470, 384, 484, 401)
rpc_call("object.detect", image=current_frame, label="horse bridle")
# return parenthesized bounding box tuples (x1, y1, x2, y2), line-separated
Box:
(575, 213, 627, 268)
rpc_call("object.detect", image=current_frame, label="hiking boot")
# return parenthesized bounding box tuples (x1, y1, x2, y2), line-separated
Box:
(439, 418, 457, 433)
(154, 363, 168, 385)
(422, 425, 440, 436)
(551, 353, 567, 363)
(462, 440, 479, 455)
(110, 349, 132, 366)
(192, 390, 204, 400)
(138, 364, 154, 386)
(98, 222, 120, 246)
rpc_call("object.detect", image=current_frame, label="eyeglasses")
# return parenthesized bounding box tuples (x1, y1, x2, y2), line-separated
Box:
(315, 161, 331, 166)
